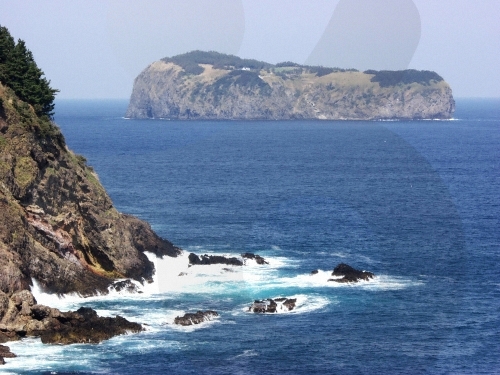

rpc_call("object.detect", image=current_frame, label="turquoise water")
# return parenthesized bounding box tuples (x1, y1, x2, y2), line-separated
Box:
(3, 99, 499, 374)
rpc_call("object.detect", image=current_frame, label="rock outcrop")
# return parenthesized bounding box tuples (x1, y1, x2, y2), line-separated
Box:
(188, 253, 243, 266)
(174, 310, 219, 326)
(0, 289, 142, 347)
(328, 263, 375, 283)
(126, 51, 455, 121)
(188, 252, 269, 267)
(0, 83, 181, 296)
(249, 298, 297, 313)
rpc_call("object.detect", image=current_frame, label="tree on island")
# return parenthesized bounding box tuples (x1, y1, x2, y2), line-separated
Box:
(0, 25, 58, 119)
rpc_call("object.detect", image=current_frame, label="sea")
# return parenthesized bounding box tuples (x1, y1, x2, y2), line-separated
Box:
(2, 99, 499, 374)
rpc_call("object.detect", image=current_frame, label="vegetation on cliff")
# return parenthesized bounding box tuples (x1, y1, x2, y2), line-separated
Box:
(0, 26, 57, 119)
(126, 51, 455, 120)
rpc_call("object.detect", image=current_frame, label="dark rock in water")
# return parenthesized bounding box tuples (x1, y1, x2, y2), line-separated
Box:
(241, 252, 268, 265)
(328, 263, 375, 283)
(174, 311, 219, 326)
(188, 253, 243, 266)
(0, 344, 16, 365)
(39, 307, 143, 344)
(0, 290, 142, 345)
(249, 298, 297, 313)
(310, 269, 319, 275)
(110, 279, 141, 294)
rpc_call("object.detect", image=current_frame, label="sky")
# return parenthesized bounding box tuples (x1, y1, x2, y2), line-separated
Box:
(0, 0, 499, 99)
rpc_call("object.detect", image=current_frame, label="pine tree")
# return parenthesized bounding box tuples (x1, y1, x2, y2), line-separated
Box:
(0, 26, 15, 83)
(0, 25, 58, 118)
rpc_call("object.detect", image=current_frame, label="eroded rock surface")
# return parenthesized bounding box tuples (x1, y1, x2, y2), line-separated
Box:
(0, 83, 181, 296)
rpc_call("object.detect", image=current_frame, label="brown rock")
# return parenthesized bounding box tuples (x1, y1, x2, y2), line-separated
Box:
(0, 82, 181, 297)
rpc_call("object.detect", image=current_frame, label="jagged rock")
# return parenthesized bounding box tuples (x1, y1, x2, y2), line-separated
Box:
(0, 82, 182, 296)
(188, 253, 243, 266)
(174, 310, 219, 326)
(241, 252, 268, 265)
(328, 263, 375, 283)
(0, 290, 142, 345)
(249, 298, 297, 313)
(39, 307, 143, 344)
(310, 269, 319, 275)
(126, 51, 455, 121)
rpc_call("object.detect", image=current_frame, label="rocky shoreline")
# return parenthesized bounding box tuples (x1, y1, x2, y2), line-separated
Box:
(0, 289, 142, 364)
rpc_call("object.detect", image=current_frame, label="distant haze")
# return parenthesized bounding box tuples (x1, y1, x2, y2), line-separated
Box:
(305, 0, 421, 71)
(0, 0, 499, 98)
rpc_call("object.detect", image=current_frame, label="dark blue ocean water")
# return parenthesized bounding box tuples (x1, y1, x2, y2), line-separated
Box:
(4, 99, 499, 374)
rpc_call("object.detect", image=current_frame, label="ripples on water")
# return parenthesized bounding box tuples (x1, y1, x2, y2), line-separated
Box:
(3, 99, 498, 374)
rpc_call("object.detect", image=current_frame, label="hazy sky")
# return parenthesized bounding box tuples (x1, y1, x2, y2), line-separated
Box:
(0, 0, 499, 99)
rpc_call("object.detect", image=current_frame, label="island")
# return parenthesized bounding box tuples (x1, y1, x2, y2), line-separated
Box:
(126, 51, 455, 120)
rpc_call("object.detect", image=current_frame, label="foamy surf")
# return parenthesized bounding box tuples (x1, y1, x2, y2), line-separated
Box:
(274, 270, 423, 290)
(151, 250, 296, 295)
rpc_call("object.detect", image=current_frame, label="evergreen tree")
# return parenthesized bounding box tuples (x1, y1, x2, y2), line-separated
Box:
(0, 26, 15, 83)
(0, 25, 58, 118)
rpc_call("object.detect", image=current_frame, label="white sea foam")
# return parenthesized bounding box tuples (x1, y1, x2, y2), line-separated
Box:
(232, 349, 259, 359)
(151, 250, 295, 295)
(4, 337, 103, 373)
(273, 270, 422, 291)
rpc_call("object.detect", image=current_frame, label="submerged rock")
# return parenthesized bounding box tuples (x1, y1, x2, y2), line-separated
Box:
(249, 298, 297, 313)
(174, 311, 219, 326)
(328, 263, 375, 283)
(241, 253, 268, 265)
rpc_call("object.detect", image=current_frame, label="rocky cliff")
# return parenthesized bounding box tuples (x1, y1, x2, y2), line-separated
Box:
(126, 51, 455, 120)
(0, 83, 181, 297)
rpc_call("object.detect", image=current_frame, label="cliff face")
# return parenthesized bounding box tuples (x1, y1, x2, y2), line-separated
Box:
(0, 83, 180, 296)
(126, 52, 455, 120)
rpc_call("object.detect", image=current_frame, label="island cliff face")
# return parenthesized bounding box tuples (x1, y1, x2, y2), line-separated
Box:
(126, 51, 455, 120)
(0, 83, 180, 297)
